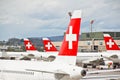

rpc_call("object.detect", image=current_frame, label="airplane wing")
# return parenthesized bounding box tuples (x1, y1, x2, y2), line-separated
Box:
(102, 56, 120, 63)
(26, 69, 69, 75)
(26, 68, 70, 80)
(82, 57, 101, 64)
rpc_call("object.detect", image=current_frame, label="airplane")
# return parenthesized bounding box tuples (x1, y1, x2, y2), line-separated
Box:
(103, 34, 120, 51)
(0, 10, 88, 80)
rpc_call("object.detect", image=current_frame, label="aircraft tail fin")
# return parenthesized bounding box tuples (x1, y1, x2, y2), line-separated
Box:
(103, 34, 120, 51)
(24, 38, 37, 51)
(55, 10, 82, 65)
(42, 38, 58, 52)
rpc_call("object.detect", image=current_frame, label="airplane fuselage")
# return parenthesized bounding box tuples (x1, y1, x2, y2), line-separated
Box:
(0, 60, 84, 80)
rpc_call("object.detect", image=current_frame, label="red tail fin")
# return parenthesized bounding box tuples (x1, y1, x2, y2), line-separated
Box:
(58, 10, 81, 56)
(24, 39, 37, 51)
(55, 10, 82, 65)
(103, 34, 120, 51)
(42, 38, 58, 52)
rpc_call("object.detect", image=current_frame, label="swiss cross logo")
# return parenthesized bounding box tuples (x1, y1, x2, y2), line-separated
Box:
(66, 26, 77, 49)
(45, 42, 52, 50)
(107, 39, 114, 48)
(26, 42, 32, 49)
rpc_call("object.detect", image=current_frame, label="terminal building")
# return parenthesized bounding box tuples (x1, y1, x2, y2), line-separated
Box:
(53, 32, 120, 52)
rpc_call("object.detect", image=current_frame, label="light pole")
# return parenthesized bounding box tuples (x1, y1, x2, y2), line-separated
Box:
(64, 12, 72, 36)
(90, 20, 94, 51)
(68, 12, 72, 19)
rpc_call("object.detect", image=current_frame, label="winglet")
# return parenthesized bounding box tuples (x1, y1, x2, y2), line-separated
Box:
(103, 34, 120, 51)
(42, 38, 58, 52)
(24, 38, 37, 51)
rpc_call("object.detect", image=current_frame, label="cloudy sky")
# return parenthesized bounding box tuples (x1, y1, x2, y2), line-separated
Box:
(0, 0, 120, 41)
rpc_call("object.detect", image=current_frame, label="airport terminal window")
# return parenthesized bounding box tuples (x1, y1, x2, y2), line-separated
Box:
(87, 41, 90, 45)
(99, 42, 103, 45)
(86, 33, 90, 38)
(116, 33, 120, 37)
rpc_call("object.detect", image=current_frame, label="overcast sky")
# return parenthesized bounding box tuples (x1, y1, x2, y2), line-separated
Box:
(0, 0, 120, 41)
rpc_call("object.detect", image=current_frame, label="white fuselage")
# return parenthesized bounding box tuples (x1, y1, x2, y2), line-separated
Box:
(0, 60, 84, 80)
(1, 51, 58, 58)
(76, 51, 120, 63)
(0, 51, 43, 58)
(0, 51, 52, 57)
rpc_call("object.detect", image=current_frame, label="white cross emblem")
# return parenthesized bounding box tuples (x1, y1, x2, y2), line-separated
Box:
(45, 42, 52, 50)
(107, 39, 114, 48)
(26, 42, 32, 49)
(66, 26, 77, 49)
